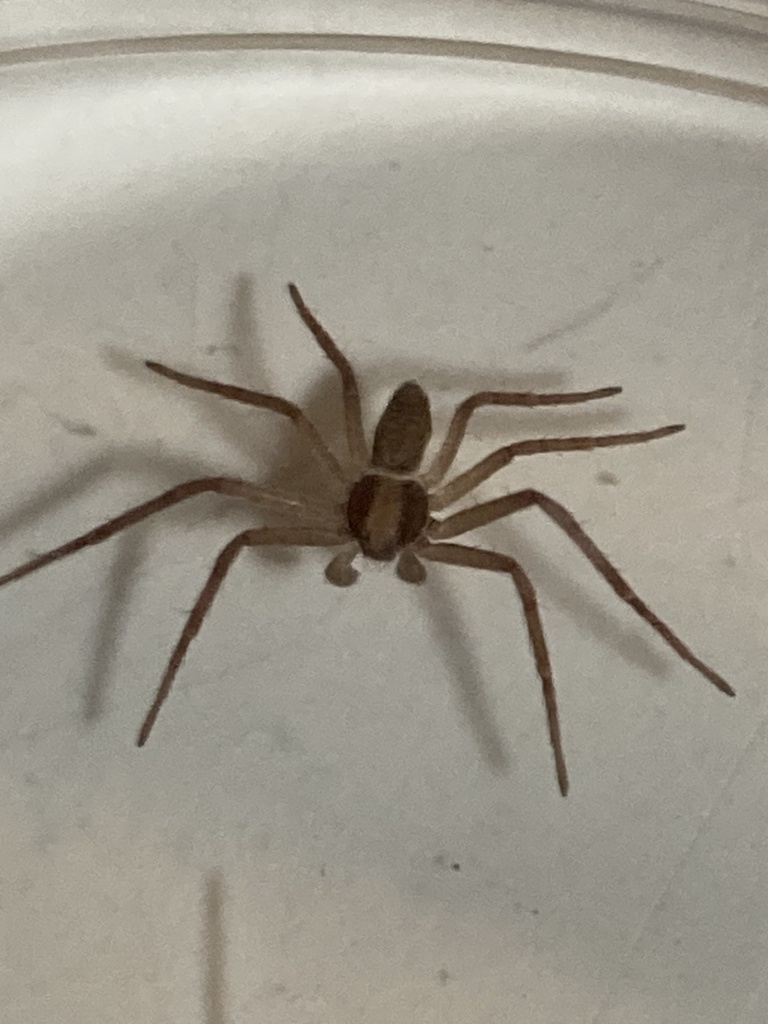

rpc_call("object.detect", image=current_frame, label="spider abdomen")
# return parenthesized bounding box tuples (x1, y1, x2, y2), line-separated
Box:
(347, 473, 429, 561)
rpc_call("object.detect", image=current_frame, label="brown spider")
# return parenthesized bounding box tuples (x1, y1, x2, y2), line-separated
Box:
(0, 284, 734, 795)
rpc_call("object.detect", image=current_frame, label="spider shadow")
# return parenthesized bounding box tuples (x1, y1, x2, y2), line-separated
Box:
(1, 277, 351, 734)
(202, 870, 227, 1024)
(124, 271, 633, 587)
(480, 513, 672, 687)
(419, 571, 512, 775)
(209, 274, 633, 489)
(232, 280, 647, 771)
(0, 446, 269, 728)
(105, 274, 349, 575)
(0, 273, 655, 741)
(414, 509, 673, 785)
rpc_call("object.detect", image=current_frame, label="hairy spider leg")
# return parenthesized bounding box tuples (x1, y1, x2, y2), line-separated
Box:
(137, 525, 347, 745)
(423, 383, 623, 488)
(421, 541, 568, 795)
(0, 478, 324, 588)
(429, 425, 685, 511)
(288, 283, 368, 470)
(430, 488, 734, 697)
(145, 361, 349, 485)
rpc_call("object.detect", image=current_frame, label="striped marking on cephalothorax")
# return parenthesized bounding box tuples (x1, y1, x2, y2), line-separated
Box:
(346, 473, 429, 560)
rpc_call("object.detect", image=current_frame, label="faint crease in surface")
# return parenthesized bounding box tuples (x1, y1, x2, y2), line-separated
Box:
(589, 700, 768, 1024)
(202, 871, 227, 1024)
(736, 305, 768, 509)
(526, 255, 668, 352)
(527, 202, 738, 353)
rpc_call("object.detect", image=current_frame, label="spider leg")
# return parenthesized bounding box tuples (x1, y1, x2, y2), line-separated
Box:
(430, 489, 735, 697)
(137, 525, 347, 745)
(420, 541, 568, 796)
(422, 384, 622, 488)
(288, 283, 368, 470)
(145, 361, 348, 485)
(429, 424, 684, 511)
(0, 478, 330, 588)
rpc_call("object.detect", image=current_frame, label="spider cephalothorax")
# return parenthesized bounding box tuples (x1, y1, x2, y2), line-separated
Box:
(346, 471, 430, 562)
(0, 283, 734, 795)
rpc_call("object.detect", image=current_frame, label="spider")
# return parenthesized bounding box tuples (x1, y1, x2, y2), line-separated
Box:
(0, 283, 734, 795)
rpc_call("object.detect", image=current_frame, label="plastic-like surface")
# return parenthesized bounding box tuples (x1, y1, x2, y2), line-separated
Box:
(2, 7, 768, 1023)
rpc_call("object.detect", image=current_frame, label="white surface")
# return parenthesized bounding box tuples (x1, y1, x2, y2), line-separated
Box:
(2, 9, 768, 1024)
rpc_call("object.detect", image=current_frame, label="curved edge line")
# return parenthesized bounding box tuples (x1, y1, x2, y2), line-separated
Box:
(2, 32, 768, 109)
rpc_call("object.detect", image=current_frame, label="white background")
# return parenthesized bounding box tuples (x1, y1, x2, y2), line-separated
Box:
(2, 7, 768, 1023)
